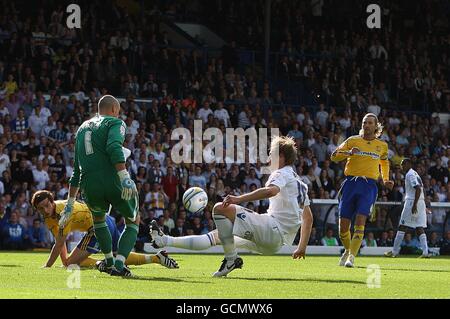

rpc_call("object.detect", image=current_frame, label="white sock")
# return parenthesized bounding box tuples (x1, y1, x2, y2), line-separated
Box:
(166, 233, 216, 250)
(392, 231, 405, 255)
(213, 214, 237, 261)
(419, 233, 429, 255)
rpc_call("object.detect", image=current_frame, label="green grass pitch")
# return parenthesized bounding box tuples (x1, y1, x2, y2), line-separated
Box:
(0, 252, 448, 299)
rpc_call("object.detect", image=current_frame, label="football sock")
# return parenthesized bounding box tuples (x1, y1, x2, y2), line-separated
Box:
(392, 230, 405, 255)
(125, 252, 153, 265)
(339, 230, 351, 251)
(213, 214, 237, 261)
(350, 225, 365, 256)
(79, 257, 98, 268)
(419, 233, 429, 255)
(115, 223, 139, 271)
(166, 232, 216, 250)
(93, 220, 114, 267)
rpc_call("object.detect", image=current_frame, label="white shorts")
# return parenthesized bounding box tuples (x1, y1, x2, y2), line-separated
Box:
(399, 200, 427, 229)
(232, 206, 284, 255)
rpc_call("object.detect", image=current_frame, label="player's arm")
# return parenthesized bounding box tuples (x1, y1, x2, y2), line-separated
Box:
(380, 143, 394, 189)
(293, 205, 313, 259)
(106, 121, 137, 200)
(222, 185, 279, 207)
(43, 230, 66, 268)
(59, 148, 80, 227)
(331, 138, 355, 162)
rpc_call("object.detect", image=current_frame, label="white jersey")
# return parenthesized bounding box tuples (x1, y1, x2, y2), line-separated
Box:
(265, 165, 310, 244)
(404, 168, 424, 201)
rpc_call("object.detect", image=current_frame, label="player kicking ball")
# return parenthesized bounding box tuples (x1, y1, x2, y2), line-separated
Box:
(384, 158, 431, 258)
(185, 136, 313, 277)
(32, 190, 179, 270)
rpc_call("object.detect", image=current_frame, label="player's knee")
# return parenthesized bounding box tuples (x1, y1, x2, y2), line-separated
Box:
(213, 202, 224, 215)
(416, 227, 424, 235)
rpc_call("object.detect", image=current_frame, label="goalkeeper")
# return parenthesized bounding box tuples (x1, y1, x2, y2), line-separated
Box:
(60, 95, 140, 277)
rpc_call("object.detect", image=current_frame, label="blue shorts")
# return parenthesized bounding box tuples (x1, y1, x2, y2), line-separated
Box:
(76, 215, 121, 254)
(338, 176, 378, 220)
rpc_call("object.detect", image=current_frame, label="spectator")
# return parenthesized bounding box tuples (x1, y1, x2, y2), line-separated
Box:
(2, 211, 28, 250)
(439, 231, 450, 255)
(362, 232, 378, 247)
(321, 228, 339, 246)
(28, 219, 49, 248)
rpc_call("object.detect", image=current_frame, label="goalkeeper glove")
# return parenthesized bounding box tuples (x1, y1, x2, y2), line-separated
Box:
(59, 197, 75, 228)
(118, 169, 138, 201)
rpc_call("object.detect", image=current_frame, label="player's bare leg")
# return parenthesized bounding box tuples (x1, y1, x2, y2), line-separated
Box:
(211, 202, 243, 277)
(346, 214, 367, 267)
(338, 217, 351, 266)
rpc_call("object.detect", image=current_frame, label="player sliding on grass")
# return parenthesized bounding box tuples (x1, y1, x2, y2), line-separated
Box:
(331, 113, 394, 268)
(167, 136, 313, 277)
(59, 95, 143, 277)
(32, 190, 178, 269)
(384, 158, 431, 258)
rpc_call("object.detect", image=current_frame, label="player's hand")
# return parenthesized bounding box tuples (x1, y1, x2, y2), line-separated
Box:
(350, 147, 360, 155)
(222, 195, 240, 208)
(58, 199, 75, 228)
(292, 248, 306, 260)
(118, 170, 138, 201)
(426, 208, 432, 214)
(412, 204, 418, 215)
(383, 180, 394, 190)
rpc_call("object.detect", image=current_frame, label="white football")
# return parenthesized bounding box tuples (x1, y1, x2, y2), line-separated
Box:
(183, 187, 208, 214)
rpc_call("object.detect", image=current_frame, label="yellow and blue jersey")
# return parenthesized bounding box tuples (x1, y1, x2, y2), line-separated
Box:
(331, 135, 389, 181)
(44, 200, 119, 253)
(331, 135, 390, 219)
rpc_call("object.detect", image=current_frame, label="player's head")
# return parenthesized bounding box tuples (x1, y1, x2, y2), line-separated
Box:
(401, 158, 412, 173)
(359, 113, 383, 138)
(98, 95, 120, 117)
(31, 190, 56, 218)
(269, 135, 297, 168)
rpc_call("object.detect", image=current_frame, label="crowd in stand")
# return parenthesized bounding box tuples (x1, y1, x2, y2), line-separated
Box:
(0, 0, 449, 253)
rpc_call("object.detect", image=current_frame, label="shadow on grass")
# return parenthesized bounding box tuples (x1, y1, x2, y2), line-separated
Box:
(110, 276, 208, 284)
(227, 277, 365, 285)
(0, 264, 22, 268)
(354, 266, 450, 273)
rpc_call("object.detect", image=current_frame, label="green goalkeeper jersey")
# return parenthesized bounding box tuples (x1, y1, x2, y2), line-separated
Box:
(69, 115, 127, 187)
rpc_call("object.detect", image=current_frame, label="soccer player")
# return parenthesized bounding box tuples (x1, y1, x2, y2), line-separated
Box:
(384, 158, 430, 258)
(331, 113, 394, 267)
(31, 190, 178, 269)
(199, 136, 313, 277)
(59, 95, 141, 276)
(151, 221, 263, 253)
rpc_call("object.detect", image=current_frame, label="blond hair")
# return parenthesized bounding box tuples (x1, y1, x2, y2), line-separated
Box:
(270, 135, 298, 165)
(359, 113, 383, 138)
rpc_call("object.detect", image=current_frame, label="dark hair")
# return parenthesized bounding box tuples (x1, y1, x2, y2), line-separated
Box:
(31, 190, 54, 209)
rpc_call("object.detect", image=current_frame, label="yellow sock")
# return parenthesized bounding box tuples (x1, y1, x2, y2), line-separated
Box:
(125, 252, 152, 265)
(79, 257, 98, 268)
(350, 225, 365, 256)
(339, 230, 351, 251)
